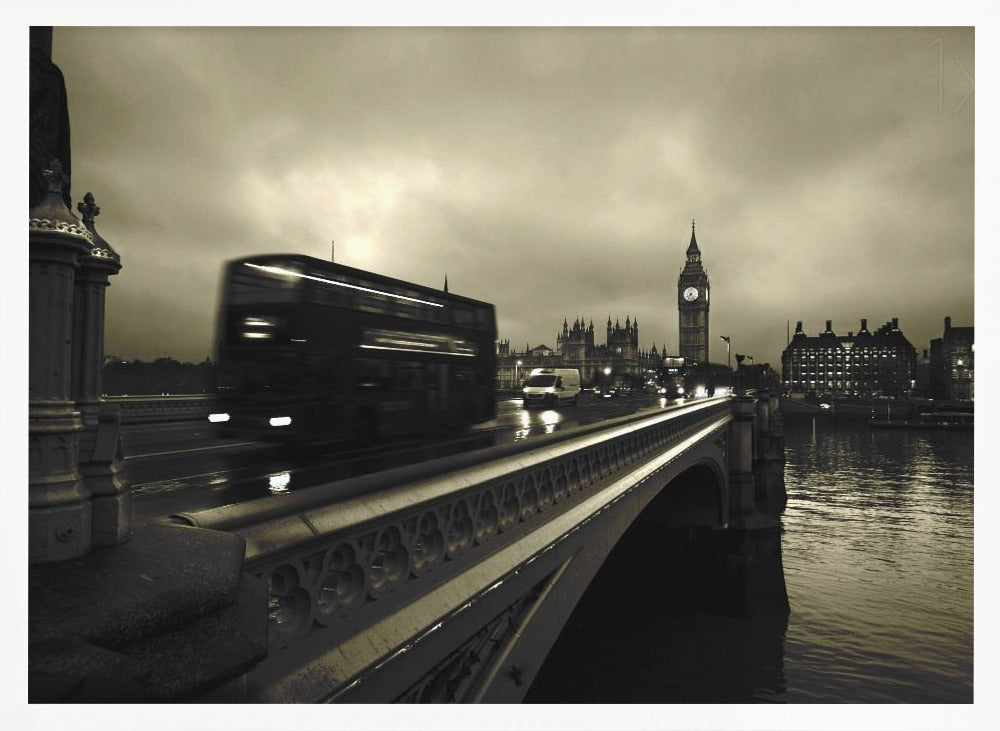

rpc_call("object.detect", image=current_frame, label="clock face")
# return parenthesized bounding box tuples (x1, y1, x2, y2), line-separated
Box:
(683, 286, 699, 302)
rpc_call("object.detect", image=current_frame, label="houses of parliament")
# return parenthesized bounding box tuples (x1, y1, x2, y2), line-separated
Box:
(496, 223, 711, 389)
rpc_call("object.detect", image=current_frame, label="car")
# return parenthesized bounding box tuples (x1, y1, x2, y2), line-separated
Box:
(522, 368, 582, 407)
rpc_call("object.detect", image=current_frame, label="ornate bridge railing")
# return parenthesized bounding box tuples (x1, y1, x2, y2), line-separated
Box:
(103, 394, 218, 424)
(171, 396, 734, 702)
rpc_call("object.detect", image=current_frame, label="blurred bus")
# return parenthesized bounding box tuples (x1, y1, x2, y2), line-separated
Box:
(661, 355, 686, 397)
(211, 254, 497, 442)
(683, 360, 732, 397)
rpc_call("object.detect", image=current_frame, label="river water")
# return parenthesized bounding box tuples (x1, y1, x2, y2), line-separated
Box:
(526, 415, 974, 703)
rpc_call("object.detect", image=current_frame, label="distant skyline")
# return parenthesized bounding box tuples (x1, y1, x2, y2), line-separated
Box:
(49, 26, 973, 367)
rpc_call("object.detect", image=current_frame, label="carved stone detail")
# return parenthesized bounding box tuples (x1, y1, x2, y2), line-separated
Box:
(394, 576, 548, 703)
(28, 216, 93, 242)
(246, 401, 734, 652)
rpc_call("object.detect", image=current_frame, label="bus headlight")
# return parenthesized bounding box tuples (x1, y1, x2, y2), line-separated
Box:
(208, 413, 230, 423)
(269, 416, 292, 427)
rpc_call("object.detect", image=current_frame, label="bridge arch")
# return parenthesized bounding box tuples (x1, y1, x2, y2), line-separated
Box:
(523, 453, 735, 701)
(641, 459, 728, 529)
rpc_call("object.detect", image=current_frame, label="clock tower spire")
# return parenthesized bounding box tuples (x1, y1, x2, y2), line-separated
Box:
(677, 220, 710, 363)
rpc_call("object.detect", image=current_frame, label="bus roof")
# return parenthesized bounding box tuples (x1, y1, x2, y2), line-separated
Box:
(227, 253, 495, 310)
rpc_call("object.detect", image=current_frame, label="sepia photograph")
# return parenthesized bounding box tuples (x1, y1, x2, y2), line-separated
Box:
(5, 3, 994, 730)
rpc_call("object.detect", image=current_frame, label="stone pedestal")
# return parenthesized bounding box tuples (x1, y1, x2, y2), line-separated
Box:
(29, 523, 269, 701)
(727, 397, 757, 523)
(721, 520, 789, 617)
(29, 161, 94, 563)
(752, 390, 787, 518)
(73, 192, 129, 545)
(721, 395, 789, 616)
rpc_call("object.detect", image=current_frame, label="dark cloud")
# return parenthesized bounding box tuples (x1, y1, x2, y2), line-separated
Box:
(53, 27, 973, 366)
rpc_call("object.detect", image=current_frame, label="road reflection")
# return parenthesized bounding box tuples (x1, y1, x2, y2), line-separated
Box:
(268, 471, 291, 493)
(131, 394, 684, 523)
(512, 404, 564, 440)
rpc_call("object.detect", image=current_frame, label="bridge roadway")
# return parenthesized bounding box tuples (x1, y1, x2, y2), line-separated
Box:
(124, 392, 684, 524)
(157, 392, 785, 703)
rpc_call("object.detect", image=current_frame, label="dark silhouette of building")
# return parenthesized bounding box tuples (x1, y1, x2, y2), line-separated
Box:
(741, 362, 781, 392)
(915, 347, 932, 396)
(781, 318, 916, 398)
(496, 320, 660, 389)
(928, 316, 974, 401)
(677, 221, 710, 363)
(102, 357, 216, 395)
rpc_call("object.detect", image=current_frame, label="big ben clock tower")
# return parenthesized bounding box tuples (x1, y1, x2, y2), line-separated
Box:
(677, 220, 710, 363)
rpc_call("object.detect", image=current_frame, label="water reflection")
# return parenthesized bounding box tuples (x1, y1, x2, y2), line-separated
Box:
(527, 520, 789, 703)
(781, 416, 972, 702)
(527, 417, 973, 703)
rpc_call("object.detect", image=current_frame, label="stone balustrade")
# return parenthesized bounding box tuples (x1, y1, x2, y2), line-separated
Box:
(104, 394, 220, 424)
(173, 396, 737, 701)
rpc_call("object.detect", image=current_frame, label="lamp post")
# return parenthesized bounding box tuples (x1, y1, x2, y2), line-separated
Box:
(735, 353, 746, 397)
(516, 360, 523, 388)
(720, 335, 731, 372)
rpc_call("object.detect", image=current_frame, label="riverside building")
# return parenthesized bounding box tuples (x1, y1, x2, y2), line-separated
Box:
(781, 318, 916, 398)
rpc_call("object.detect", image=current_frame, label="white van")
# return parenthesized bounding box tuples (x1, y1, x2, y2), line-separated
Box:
(522, 368, 582, 407)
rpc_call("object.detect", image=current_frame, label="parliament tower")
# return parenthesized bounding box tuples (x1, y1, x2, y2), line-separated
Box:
(677, 221, 710, 363)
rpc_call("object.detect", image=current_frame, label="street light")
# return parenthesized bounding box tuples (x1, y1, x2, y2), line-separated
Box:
(735, 353, 746, 396)
(720, 335, 731, 371)
(516, 359, 523, 387)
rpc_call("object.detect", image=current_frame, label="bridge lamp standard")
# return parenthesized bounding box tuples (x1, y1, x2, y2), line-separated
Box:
(720, 335, 731, 372)
(516, 360, 523, 386)
(735, 353, 746, 396)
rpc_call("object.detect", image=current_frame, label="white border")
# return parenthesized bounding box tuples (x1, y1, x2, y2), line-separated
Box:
(2, 3, 995, 730)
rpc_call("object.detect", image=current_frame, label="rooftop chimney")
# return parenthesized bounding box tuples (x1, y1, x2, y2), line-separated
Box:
(892, 317, 899, 331)
(824, 319, 833, 334)
(945, 316, 952, 332)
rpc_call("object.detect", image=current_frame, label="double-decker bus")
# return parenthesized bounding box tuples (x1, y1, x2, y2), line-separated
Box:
(660, 355, 687, 397)
(683, 360, 732, 397)
(211, 254, 497, 442)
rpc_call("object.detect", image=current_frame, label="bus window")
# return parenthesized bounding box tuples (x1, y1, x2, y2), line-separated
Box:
(394, 361, 423, 390)
(229, 268, 301, 305)
(452, 367, 477, 387)
(452, 305, 474, 326)
(357, 289, 389, 314)
(226, 313, 288, 345)
(356, 358, 392, 390)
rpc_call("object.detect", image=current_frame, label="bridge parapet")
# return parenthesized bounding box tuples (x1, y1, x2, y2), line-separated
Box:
(104, 394, 219, 424)
(753, 389, 787, 518)
(174, 396, 735, 702)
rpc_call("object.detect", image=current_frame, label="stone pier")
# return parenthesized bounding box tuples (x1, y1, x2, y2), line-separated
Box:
(73, 192, 129, 545)
(29, 161, 94, 563)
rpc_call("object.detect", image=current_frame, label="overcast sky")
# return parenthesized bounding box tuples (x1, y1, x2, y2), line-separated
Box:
(51, 26, 974, 367)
